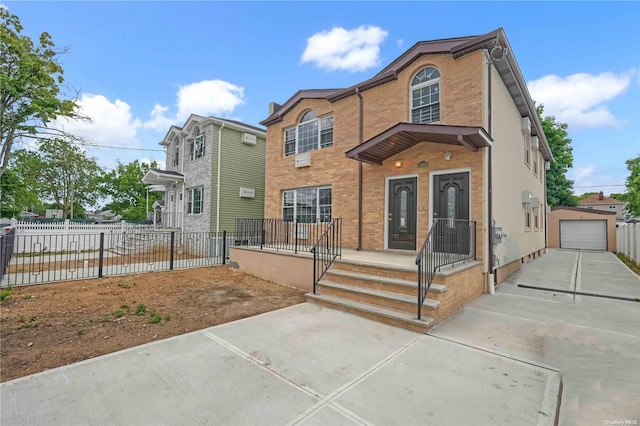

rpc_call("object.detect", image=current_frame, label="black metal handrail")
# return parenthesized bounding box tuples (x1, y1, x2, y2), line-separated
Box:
(311, 218, 342, 294)
(235, 218, 340, 254)
(415, 218, 476, 319)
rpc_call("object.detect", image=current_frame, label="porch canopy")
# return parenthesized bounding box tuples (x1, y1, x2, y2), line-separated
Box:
(142, 169, 185, 187)
(345, 123, 493, 165)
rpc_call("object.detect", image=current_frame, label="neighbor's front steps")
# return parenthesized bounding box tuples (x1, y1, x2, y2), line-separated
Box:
(306, 258, 483, 333)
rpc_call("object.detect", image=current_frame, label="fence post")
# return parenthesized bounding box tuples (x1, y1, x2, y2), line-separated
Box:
(170, 231, 175, 270)
(222, 230, 227, 265)
(98, 232, 104, 278)
(295, 222, 298, 254)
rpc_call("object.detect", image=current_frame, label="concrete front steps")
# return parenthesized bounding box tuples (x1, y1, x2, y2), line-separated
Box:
(306, 260, 447, 334)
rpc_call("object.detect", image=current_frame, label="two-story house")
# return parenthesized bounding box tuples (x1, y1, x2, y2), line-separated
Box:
(231, 28, 552, 331)
(142, 114, 266, 233)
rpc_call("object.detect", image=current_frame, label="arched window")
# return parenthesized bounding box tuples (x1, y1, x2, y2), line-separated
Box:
(411, 67, 440, 123)
(189, 126, 205, 160)
(284, 109, 333, 156)
(173, 136, 180, 166)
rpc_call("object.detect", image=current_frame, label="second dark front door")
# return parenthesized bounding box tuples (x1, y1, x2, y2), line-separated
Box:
(433, 172, 470, 254)
(388, 177, 417, 250)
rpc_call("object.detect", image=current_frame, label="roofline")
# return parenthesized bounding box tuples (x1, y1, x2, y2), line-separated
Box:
(260, 89, 341, 126)
(200, 116, 266, 136)
(550, 206, 617, 215)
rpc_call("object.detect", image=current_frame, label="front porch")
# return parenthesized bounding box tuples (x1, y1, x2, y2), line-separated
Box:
(229, 226, 485, 333)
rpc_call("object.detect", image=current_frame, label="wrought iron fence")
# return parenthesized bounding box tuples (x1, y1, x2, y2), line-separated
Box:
(415, 218, 476, 319)
(235, 218, 341, 254)
(0, 230, 238, 287)
(0, 228, 16, 284)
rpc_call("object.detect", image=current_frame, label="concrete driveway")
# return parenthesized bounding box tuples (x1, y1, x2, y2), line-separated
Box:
(1, 249, 638, 425)
(431, 249, 640, 425)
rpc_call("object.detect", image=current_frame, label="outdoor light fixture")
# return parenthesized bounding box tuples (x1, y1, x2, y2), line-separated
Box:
(444, 151, 452, 161)
(394, 159, 403, 168)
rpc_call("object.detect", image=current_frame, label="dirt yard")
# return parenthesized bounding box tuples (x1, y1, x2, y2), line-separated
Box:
(0, 266, 306, 382)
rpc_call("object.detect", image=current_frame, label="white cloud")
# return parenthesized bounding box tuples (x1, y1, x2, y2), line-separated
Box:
(301, 25, 388, 72)
(570, 165, 596, 182)
(143, 79, 245, 130)
(54, 94, 141, 147)
(528, 71, 634, 130)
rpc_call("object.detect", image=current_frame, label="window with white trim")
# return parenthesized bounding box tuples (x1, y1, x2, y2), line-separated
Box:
(188, 127, 205, 160)
(533, 150, 538, 175)
(173, 136, 180, 166)
(283, 186, 332, 223)
(524, 204, 531, 229)
(411, 67, 440, 124)
(524, 133, 530, 165)
(187, 187, 204, 214)
(283, 110, 333, 156)
(533, 207, 539, 230)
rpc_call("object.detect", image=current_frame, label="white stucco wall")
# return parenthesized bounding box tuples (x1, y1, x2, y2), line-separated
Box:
(490, 65, 546, 268)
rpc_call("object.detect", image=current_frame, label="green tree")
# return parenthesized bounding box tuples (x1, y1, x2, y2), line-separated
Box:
(103, 160, 161, 221)
(0, 9, 84, 178)
(0, 167, 42, 217)
(624, 155, 640, 217)
(537, 105, 577, 206)
(11, 139, 103, 218)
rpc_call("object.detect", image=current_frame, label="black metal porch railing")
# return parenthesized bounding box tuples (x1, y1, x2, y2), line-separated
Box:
(415, 218, 476, 319)
(235, 218, 341, 254)
(311, 218, 342, 294)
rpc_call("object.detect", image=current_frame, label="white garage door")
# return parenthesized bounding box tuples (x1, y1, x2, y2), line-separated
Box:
(560, 220, 607, 250)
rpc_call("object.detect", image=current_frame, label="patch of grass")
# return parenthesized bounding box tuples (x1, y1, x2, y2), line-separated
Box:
(100, 316, 111, 323)
(163, 314, 171, 322)
(22, 295, 32, 300)
(18, 315, 25, 323)
(77, 328, 85, 336)
(112, 310, 125, 318)
(615, 252, 640, 275)
(148, 312, 162, 324)
(0, 316, 8, 323)
(135, 303, 146, 316)
(118, 282, 136, 289)
(120, 304, 130, 310)
(0, 285, 13, 301)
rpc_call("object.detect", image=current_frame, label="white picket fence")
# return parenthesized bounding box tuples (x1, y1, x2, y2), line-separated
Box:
(8, 219, 155, 254)
(616, 222, 639, 266)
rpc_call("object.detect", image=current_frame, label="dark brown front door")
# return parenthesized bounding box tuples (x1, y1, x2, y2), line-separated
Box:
(388, 177, 417, 250)
(433, 172, 470, 254)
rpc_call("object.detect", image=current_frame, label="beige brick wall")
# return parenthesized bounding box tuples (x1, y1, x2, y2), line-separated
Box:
(265, 51, 486, 259)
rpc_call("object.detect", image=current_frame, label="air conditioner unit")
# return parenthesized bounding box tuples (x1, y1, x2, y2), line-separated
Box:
(295, 152, 311, 168)
(531, 197, 540, 208)
(544, 161, 551, 170)
(242, 133, 257, 145)
(522, 190, 532, 204)
(531, 136, 539, 149)
(239, 187, 255, 198)
(521, 117, 531, 134)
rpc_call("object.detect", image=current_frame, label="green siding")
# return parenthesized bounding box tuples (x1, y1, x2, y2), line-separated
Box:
(212, 125, 266, 232)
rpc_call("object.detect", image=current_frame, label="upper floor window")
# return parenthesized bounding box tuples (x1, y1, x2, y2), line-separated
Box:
(173, 136, 180, 166)
(524, 133, 530, 165)
(284, 110, 333, 156)
(411, 67, 440, 124)
(189, 127, 206, 160)
(533, 150, 538, 175)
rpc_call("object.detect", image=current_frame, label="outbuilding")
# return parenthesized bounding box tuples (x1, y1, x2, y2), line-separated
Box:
(547, 206, 616, 251)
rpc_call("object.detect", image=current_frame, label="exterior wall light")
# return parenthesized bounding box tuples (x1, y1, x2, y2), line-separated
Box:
(444, 151, 452, 161)
(394, 159, 403, 168)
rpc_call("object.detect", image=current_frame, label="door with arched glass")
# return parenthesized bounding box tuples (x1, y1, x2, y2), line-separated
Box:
(433, 172, 470, 254)
(388, 177, 417, 250)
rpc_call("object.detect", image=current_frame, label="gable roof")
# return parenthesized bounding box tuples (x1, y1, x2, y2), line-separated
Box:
(578, 193, 624, 205)
(159, 114, 266, 146)
(260, 28, 552, 162)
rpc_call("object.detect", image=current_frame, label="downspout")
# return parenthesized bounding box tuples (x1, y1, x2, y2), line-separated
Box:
(487, 56, 495, 295)
(216, 122, 225, 233)
(356, 88, 364, 250)
(181, 132, 187, 231)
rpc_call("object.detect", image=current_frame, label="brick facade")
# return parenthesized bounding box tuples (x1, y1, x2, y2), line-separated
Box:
(264, 51, 487, 259)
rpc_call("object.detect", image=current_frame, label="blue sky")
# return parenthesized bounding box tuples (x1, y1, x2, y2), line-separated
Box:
(5, 1, 640, 196)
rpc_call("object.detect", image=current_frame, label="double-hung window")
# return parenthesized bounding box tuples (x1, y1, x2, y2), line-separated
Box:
(284, 110, 333, 156)
(173, 138, 180, 166)
(411, 67, 440, 124)
(187, 187, 204, 214)
(190, 134, 205, 160)
(283, 186, 332, 223)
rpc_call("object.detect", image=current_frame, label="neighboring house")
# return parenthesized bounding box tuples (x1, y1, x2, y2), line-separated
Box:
(578, 191, 625, 221)
(547, 206, 616, 251)
(142, 115, 266, 233)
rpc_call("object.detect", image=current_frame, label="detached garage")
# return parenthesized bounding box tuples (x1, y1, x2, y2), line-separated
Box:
(547, 207, 616, 251)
